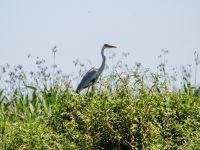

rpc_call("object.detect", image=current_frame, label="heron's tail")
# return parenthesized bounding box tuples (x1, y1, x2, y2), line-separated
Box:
(75, 86, 81, 93)
(75, 89, 79, 93)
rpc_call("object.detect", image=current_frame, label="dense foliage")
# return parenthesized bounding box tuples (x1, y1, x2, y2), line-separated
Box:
(0, 51, 200, 149)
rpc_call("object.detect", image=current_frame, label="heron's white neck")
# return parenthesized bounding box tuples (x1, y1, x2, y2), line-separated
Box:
(97, 46, 106, 75)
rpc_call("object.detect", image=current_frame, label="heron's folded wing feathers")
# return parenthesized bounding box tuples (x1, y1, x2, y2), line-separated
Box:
(77, 68, 98, 90)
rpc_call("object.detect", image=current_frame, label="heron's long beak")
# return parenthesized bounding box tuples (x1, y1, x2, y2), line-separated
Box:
(107, 44, 117, 48)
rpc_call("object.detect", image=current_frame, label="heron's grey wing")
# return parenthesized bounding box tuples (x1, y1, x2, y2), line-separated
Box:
(76, 68, 98, 92)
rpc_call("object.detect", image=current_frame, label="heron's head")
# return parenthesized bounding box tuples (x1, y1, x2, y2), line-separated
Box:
(103, 44, 117, 49)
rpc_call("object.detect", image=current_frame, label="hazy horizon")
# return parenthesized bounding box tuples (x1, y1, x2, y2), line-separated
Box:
(0, 0, 200, 84)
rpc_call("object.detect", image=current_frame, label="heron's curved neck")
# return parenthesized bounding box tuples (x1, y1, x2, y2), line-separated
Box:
(98, 46, 106, 74)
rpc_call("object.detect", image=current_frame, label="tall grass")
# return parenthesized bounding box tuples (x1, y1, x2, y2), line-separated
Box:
(0, 50, 200, 149)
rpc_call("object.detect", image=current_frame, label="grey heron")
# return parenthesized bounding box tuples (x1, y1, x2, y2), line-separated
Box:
(76, 44, 117, 93)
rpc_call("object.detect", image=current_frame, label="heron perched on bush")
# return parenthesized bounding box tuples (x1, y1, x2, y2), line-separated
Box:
(76, 44, 117, 93)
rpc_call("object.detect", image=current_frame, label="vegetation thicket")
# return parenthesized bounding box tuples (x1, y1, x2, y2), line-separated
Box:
(0, 50, 200, 149)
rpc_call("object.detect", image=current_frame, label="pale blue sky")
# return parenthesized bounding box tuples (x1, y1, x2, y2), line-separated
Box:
(0, 0, 200, 83)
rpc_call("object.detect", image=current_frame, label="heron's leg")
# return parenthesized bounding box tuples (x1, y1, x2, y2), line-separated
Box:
(91, 80, 96, 92)
(86, 86, 90, 94)
(92, 86, 94, 91)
